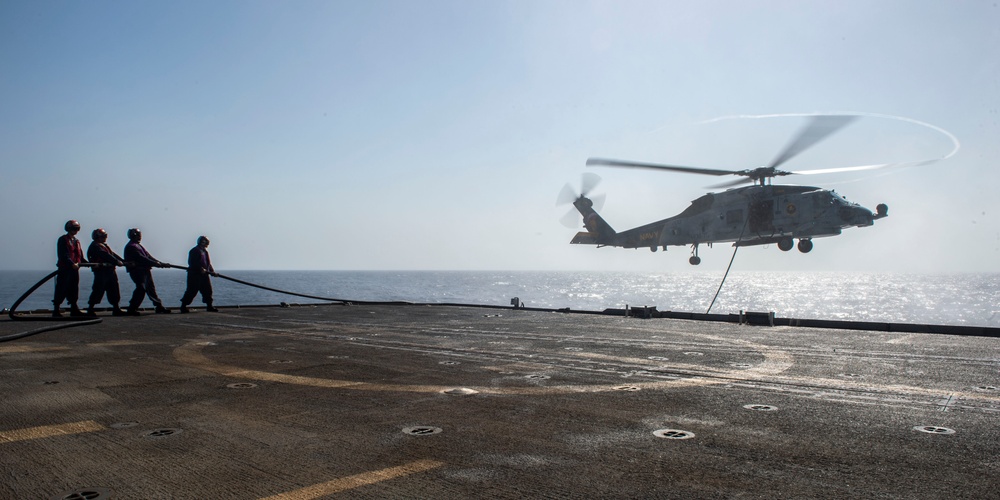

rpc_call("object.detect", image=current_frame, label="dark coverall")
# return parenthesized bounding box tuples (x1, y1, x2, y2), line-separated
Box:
(181, 245, 215, 307)
(124, 240, 166, 311)
(54, 234, 86, 309)
(87, 241, 124, 309)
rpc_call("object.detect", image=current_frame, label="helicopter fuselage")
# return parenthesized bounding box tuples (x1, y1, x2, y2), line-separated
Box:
(571, 185, 887, 256)
(571, 116, 899, 263)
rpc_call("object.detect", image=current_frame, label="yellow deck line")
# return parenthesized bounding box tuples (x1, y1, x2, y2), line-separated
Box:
(0, 420, 105, 444)
(0, 340, 144, 354)
(0, 346, 70, 354)
(258, 459, 444, 500)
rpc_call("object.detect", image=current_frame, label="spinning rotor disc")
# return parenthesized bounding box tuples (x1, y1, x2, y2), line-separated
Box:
(586, 115, 902, 187)
(556, 173, 604, 228)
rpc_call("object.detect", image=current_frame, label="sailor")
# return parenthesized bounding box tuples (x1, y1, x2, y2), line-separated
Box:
(53, 220, 87, 317)
(86, 228, 126, 316)
(123, 228, 171, 315)
(180, 236, 219, 313)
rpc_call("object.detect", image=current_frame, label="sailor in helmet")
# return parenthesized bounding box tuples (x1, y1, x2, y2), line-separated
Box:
(53, 220, 87, 317)
(123, 228, 171, 315)
(86, 228, 126, 316)
(180, 236, 219, 313)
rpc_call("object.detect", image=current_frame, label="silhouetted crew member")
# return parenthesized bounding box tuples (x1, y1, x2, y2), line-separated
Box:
(180, 236, 219, 313)
(54, 220, 87, 317)
(123, 228, 171, 315)
(86, 228, 126, 317)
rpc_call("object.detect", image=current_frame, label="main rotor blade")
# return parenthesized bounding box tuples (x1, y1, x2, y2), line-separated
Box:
(768, 115, 858, 169)
(790, 160, 919, 177)
(707, 177, 754, 189)
(587, 158, 735, 177)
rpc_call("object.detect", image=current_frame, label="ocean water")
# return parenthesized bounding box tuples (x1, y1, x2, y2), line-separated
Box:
(1, 270, 998, 328)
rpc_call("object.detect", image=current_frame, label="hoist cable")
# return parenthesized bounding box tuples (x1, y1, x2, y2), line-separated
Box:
(705, 213, 751, 314)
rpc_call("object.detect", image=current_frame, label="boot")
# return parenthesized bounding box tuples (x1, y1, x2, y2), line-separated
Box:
(155, 305, 172, 314)
(180, 303, 190, 314)
(69, 305, 86, 317)
(85, 305, 98, 317)
(206, 302, 219, 313)
(52, 306, 63, 318)
(112, 305, 126, 317)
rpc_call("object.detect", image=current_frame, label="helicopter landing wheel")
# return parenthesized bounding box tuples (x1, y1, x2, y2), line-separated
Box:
(689, 256, 701, 265)
(777, 237, 794, 252)
(797, 239, 813, 253)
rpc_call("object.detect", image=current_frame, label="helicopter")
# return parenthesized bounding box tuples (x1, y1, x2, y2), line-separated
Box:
(558, 115, 890, 265)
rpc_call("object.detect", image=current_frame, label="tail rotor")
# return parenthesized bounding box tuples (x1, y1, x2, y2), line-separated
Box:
(557, 173, 604, 227)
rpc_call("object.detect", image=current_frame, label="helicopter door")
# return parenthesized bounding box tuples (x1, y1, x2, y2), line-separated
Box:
(748, 199, 775, 233)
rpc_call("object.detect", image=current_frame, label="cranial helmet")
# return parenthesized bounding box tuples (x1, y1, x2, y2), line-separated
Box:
(127, 228, 141, 240)
(65, 220, 81, 231)
(92, 228, 108, 240)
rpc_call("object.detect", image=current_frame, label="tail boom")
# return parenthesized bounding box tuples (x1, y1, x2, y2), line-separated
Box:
(569, 197, 616, 245)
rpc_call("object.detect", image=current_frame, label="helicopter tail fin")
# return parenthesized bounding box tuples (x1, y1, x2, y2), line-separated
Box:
(570, 197, 616, 245)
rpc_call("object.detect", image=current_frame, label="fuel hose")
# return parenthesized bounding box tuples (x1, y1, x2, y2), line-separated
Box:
(3, 265, 103, 342)
(3, 262, 412, 343)
(166, 264, 410, 305)
(166, 264, 349, 303)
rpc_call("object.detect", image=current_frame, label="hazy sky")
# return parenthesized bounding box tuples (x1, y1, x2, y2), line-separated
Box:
(2, 0, 997, 272)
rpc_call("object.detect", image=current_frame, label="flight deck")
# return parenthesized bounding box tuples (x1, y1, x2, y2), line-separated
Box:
(2, 304, 998, 499)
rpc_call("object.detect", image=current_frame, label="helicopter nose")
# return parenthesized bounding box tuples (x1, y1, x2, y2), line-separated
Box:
(861, 208, 874, 225)
(854, 207, 875, 226)
(844, 206, 874, 226)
